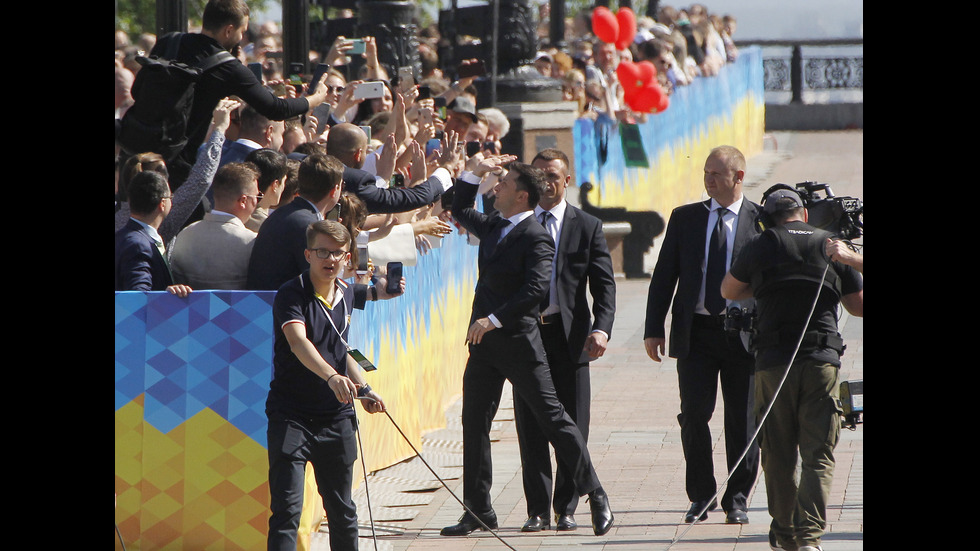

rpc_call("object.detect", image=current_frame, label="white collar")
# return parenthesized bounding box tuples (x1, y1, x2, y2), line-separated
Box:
(535, 199, 567, 222)
(710, 195, 743, 215)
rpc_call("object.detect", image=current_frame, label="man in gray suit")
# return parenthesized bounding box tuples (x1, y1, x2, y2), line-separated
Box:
(643, 145, 761, 525)
(169, 162, 261, 290)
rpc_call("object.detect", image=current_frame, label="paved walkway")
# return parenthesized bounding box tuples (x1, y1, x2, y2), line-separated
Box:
(314, 131, 863, 551)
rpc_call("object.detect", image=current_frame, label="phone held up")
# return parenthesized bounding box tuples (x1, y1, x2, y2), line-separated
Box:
(306, 63, 330, 96)
(385, 262, 403, 295)
(352, 81, 385, 100)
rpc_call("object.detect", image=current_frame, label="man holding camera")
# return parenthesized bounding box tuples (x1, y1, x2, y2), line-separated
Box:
(643, 145, 761, 525)
(721, 188, 863, 551)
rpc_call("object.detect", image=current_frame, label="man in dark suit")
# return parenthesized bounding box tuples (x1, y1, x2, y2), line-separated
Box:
(513, 148, 616, 533)
(217, 104, 285, 167)
(246, 152, 345, 292)
(326, 122, 452, 214)
(245, 152, 404, 307)
(643, 145, 761, 525)
(115, 170, 193, 297)
(441, 137, 614, 538)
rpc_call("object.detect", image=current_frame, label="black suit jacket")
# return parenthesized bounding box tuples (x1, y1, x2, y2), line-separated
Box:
(343, 166, 443, 214)
(548, 204, 617, 363)
(644, 198, 760, 359)
(246, 198, 320, 291)
(452, 179, 554, 359)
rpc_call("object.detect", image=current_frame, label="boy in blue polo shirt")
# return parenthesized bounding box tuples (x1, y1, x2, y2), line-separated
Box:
(266, 219, 386, 551)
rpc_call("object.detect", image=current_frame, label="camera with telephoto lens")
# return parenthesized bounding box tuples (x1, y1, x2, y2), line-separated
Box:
(724, 306, 756, 333)
(792, 182, 863, 241)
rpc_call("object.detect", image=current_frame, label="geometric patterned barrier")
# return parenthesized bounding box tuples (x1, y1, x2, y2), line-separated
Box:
(574, 46, 766, 214)
(115, 232, 478, 550)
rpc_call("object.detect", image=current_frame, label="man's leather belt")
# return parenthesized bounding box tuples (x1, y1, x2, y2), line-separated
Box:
(539, 313, 561, 325)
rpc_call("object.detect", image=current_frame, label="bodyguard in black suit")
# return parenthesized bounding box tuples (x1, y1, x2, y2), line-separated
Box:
(513, 148, 617, 533)
(643, 145, 761, 524)
(441, 140, 614, 537)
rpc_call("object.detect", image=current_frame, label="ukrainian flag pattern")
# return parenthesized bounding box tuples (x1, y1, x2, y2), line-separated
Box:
(574, 46, 765, 214)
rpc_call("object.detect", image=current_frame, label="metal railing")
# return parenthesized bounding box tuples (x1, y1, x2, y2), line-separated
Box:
(735, 39, 863, 103)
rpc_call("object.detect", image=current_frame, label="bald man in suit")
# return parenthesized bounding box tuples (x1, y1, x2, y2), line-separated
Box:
(644, 145, 761, 525)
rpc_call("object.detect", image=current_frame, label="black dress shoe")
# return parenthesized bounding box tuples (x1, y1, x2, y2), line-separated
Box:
(556, 514, 577, 531)
(520, 515, 550, 532)
(683, 498, 718, 523)
(725, 509, 749, 524)
(588, 487, 614, 535)
(440, 511, 498, 536)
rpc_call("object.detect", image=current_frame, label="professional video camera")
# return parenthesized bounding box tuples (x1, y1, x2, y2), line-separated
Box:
(765, 182, 863, 241)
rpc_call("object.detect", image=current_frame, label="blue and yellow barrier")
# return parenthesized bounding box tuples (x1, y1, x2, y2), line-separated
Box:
(574, 46, 765, 214)
(115, 234, 478, 550)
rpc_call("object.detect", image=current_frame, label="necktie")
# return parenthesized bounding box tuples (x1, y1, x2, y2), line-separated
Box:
(538, 211, 556, 312)
(704, 207, 728, 315)
(484, 218, 509, 257)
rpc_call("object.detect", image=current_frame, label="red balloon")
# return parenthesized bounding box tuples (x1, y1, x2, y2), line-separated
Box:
(629, 83, 664, 113)
(636, 60, 657, 83)
(592, 6, 619, 45)
(616, 61, 643, 101)
(615, 8, 637, 51)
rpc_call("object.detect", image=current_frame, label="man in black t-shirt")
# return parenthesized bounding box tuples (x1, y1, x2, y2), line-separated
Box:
(721, 188, 863, 551)
(147, 0, 333, 191)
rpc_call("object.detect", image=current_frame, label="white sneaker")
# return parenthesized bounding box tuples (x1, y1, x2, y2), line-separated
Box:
(799, 546, 822, 551)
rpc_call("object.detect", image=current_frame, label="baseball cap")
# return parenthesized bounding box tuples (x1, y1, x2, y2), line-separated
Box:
(763, 188, 805, 213)
(449, 97, 478, 123)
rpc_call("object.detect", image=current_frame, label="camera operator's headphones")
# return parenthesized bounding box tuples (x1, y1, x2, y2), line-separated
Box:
(755, 184, 806, 233)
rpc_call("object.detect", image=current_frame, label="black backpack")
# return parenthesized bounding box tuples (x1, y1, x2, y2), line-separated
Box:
(118, 33, 235, 161)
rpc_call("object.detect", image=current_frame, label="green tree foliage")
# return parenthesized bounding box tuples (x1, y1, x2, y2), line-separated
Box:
(115, 0, 275, 41)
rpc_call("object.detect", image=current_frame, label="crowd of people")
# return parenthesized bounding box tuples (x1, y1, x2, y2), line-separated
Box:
(114, 2, 862, 551)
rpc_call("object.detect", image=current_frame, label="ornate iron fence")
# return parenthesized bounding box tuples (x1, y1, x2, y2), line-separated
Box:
(735, 39, 863, 103)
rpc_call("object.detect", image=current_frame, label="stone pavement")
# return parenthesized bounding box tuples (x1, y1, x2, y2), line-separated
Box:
(312, 131, 864, 551)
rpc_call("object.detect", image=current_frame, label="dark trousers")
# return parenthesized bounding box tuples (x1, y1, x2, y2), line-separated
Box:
(513, 320, 591, 518)
(461, 339, 600, 515)
(267, 413, 358, 551)
(676, 315, 759, 512)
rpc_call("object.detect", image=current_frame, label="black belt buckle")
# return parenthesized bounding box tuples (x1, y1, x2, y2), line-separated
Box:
(539, 313, 559, 325)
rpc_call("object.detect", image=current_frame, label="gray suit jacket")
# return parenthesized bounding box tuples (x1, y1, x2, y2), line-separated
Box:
(169, 211, 257, 290)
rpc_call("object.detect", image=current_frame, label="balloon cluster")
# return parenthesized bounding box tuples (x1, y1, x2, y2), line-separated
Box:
(591, 6, 669, 114)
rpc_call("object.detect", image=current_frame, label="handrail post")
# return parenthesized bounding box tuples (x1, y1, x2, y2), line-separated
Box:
(790, 44, 803, 103)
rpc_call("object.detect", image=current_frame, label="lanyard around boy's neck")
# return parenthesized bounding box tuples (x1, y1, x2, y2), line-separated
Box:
(315, 286, 352, 351)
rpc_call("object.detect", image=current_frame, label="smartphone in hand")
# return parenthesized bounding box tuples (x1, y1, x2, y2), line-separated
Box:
(386, 262, 403, 294)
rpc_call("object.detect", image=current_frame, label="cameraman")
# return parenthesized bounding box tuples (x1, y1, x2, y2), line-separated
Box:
(720, 188, 863, 551)
(825, 238, 863, 273)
